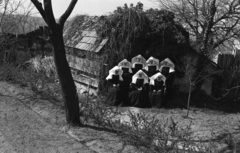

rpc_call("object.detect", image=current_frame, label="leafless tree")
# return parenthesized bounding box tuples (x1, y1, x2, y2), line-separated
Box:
(0, 0, 34, 63)
(178, 54, 222, 117)
(158, 0, 240, 57)
(31, 0, 81, 125)
(0, 0, 34, 34)
(15, 2, 35, 34)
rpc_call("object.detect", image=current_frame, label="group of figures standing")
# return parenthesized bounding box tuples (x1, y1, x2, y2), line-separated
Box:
(106, 55, 175, 108)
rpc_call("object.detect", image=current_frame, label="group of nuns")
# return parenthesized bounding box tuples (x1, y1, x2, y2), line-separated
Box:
(105, 55, 175, 108)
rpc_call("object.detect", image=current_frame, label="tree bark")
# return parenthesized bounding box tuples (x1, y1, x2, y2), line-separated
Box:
(31, 0, 81, 126)
(186, 84, 192, 117)
(51, 24, 80, 125)
(201, 0, 216, 55)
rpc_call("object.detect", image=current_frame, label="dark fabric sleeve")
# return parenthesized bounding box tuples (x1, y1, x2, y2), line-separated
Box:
(148, 81, 165, 108)
(148, 90, 163, 108)
(119, 73, 132, 106)
(128, 83, 150, 108)
(105, 86, 124, 106)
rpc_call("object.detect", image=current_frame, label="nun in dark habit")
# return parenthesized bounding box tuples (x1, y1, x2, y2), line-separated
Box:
(159, 58, 175, 77)
(118, 59, 133, 106)
(148, 72, 166, 108)
(159, 58, 175, 103)
(105, 66, 124, 106)
(131, 54, 146, 74)
(128, 70, 150, 108)
(144, 56, 160, 77)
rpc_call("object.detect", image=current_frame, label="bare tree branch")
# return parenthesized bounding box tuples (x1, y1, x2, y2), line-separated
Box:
(158, 0, 240, 56)
(59, 0, 78, 28)
(211, 86, 240, 100)
(43, 0, 56, 29)
(30, 0, 47, 23)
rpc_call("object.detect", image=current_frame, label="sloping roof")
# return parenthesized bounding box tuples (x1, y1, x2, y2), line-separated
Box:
(64, 15, 108, 53)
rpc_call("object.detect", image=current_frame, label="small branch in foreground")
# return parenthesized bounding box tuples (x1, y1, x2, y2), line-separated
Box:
(211, 85, 240, 100)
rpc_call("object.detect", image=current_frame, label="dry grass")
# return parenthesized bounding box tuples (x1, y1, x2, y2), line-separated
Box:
(78, 94, 225, 152)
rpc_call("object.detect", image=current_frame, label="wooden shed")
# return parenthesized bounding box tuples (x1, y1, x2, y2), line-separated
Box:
(64, 16, 108, 95)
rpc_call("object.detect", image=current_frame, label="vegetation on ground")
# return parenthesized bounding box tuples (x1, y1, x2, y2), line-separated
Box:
(0, 60, 239, 152)
(1, 0, 240, 152)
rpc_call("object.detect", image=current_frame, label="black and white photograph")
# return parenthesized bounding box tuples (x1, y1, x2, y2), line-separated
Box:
(0, 0, 240, 152)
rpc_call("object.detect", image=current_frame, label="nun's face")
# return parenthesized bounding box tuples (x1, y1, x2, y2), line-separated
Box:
(157, 76, 162, 81)
(162, 61, 169, 66)
(115, 70, 119, 75)
(123, 62, 127, 66)
(139, 73, 143, 78)
(149, 60, 154, 65)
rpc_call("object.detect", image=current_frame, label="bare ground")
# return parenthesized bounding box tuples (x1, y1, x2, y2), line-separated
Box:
(0, 82, 139, 153)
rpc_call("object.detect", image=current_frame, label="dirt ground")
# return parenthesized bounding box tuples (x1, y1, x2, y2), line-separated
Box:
(117, 106, 240, 144)
(0, 82, 139, 153)
(0, 81, 240, 152)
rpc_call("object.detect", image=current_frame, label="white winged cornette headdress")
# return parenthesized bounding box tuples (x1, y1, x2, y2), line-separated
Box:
(144, 56, 159, 71)
(159, 58, 175, 73)
(118, 59, 132, 73)
(149, 72, 166, 86)
(132, 70, 149, 84)
(106, 66, 123, 81)
(131, 55, 146, 68)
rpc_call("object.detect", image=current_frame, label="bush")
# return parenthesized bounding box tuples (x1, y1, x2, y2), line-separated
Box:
(78, 93, 218, 152)
(0, 63, 28, 84)
(0, 58, 62, 103)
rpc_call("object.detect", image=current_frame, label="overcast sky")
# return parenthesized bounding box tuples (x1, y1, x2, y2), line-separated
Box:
(32, 0, 159, 18)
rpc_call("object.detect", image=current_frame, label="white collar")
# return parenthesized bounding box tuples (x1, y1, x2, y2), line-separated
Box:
(144, 56, 160, 70)
(132, 70, 149, 84)
(159, 65, 175, 73)
(106, 66, 123, 81)
(159, 58, 175, 73)
(160, 58, 175, 69)
(149, 72, 166, 85)
(118, 59, 132, 73)
(131, 55, 146, 68)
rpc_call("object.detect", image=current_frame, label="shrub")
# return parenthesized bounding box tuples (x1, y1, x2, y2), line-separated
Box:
(0, 58, 61, 103)
(78, 93, 218, 152)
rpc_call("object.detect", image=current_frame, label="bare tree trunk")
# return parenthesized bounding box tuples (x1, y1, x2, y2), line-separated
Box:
(51, 24, 80, 125)
(186, 84, 192, 117)
(201, 0, 216, 55)
(31, 0, 81, 126)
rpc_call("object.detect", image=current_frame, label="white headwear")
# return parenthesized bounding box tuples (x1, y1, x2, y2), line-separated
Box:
(144, 56, 159, 71)
(106, 66, 123, 81)
(118, 59, 132, 73)
(132, 70, 149, 84)
(159, 58, 175, 73)
(131, 54, 146, 68)
(149, 72, 166, 85)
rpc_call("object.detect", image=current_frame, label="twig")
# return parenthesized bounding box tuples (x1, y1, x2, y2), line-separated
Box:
(211, 85, 240, 100)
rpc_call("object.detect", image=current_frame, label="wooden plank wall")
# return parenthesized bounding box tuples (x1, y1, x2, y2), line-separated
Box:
(212, 53, 240, 98)
(66, 54, 100, 95)
(66, 54, 100, 76)
(217, 54, 235, 69)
